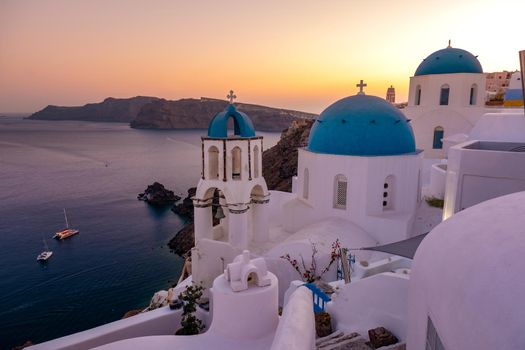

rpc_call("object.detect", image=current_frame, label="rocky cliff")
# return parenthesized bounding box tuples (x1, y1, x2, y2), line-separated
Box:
(27, 96, 159, 122)
(262, 118, 314, 191)
(130, 97, 316, 132)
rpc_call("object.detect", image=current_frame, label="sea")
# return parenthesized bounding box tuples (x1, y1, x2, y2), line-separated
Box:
(0, 115, 280, 349)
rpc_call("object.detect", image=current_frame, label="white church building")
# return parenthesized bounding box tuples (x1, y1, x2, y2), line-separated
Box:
(404, 44, 487, 158)
(191, 98, 272, 290)
(283, 86, 423, 245)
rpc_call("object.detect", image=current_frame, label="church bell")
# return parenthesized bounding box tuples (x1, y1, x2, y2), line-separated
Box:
(214, 205, 226, 220)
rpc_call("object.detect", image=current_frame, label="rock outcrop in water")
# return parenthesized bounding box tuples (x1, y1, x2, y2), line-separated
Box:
(131, 97, 316, 132)
(168, 188, 197, 256)
(168, 187, 220, 256)
(167, 119, 315, 256)
(27, 96, 159, 122)
(138, 182, 181, 206)
(171, 187, 196, 220)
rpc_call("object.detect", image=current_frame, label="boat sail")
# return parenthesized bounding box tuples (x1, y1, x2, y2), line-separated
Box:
(53, 208, 79, 240)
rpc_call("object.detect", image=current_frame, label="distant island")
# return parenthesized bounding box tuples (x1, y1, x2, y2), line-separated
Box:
(27, 96, 317, 132)
(27, 96, 159, 123)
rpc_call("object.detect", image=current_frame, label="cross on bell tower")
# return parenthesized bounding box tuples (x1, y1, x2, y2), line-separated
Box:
(227, 90, 237, 104)
(356, 80, 367, 95)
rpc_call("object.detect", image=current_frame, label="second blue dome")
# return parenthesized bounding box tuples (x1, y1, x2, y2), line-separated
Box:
(307, 94, 416, 156)
(415, 47, 483, 76)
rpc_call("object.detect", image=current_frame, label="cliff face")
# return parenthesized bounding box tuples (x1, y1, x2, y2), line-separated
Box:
(27, 96, 159, 122)
(130, 98, 316, 132)
(262, 118, 314, 191)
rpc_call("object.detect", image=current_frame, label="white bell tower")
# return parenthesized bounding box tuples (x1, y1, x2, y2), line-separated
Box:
(192, 91, 270, 289)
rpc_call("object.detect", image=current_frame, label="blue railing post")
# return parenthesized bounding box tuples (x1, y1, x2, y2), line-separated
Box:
(303, 283, 331, 313)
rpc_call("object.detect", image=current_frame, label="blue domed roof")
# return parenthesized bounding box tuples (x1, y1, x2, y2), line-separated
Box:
(307, 94, 416, 156)
(415, 47, 483, 76)
(207, 104, 256, 138)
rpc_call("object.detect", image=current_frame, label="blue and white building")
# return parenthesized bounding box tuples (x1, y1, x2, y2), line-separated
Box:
(404, 44, 487, 158)
(281, 92, 423, 245)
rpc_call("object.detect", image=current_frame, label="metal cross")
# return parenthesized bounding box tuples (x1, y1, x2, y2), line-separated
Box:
(356, 80, 367, 95)
(227, 90, 237, 104)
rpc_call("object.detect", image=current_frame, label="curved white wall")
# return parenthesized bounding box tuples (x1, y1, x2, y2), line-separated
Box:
(270, 287, 315, 350)
(28, 306, 209, 350)
(408, 192, 525, 350)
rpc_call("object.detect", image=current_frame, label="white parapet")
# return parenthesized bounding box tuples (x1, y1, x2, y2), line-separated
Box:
(270, 286, 315, 350)
(209, 270, 279, 340)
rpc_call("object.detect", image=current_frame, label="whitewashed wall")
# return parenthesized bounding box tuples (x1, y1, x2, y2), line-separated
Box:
(282, 149, 422, 244)
(270, 287, 315, 350)
(404, 72, 487, 158)
(444, 140, 525, 219)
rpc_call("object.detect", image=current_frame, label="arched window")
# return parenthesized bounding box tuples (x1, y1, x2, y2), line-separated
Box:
(253, 145, 260, 178)
(382, 175, 396, 210)
(333, 174, 347, 209)
(208, 146, 219, 180)
(303, 168, 309, 199)
(232, 147, 241, 180)
(439, 84, 450, 105)
(433, 126, 444, 149)
(469, 84, 477, 105)
(415, 85, 422, 106)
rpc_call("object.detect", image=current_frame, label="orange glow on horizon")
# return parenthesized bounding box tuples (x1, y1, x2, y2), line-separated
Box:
(1, 0, 524, 113)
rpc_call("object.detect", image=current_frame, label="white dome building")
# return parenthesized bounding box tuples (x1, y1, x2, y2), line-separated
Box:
(407, 191, 525, 349)
(404, 45, 486, 159)
(283, 90, 423, 245)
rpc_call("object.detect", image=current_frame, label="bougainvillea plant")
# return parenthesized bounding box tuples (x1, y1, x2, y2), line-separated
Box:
(281, 239, 341, 283)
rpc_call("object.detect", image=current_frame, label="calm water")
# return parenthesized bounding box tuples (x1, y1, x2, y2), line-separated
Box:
(0, 116, 279, 349)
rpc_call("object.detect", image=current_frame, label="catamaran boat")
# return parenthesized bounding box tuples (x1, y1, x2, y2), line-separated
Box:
(37, 238, 53, 261)
(53, 208, 79, 240)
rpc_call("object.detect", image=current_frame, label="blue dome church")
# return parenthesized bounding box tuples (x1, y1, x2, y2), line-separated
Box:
(191, 91, 271, 290)
(280, 82, 424, 244)
(404, 43, 487, 159)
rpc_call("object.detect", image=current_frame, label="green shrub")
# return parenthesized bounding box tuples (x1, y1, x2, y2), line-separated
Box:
(175, 284, 205, 335)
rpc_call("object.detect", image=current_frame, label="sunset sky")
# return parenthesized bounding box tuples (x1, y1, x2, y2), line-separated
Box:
(1, 0, 524, 114)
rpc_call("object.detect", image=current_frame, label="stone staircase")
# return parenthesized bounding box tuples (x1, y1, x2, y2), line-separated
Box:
(315, 330, 406, 350)
(316, 330, 371, 350)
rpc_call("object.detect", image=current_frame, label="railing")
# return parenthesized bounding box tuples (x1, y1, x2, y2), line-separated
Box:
(303, 283, 331, 313)
(336, 249, 355, 283)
